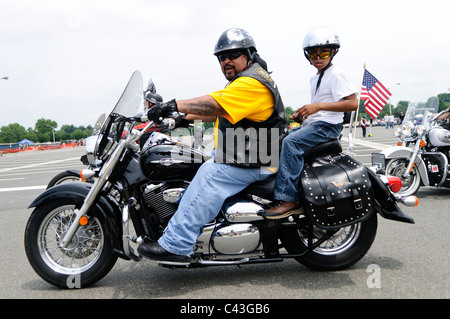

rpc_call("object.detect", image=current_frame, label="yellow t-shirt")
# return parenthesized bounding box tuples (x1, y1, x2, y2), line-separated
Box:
(208, 76, 275, 164)
(209, 76, 274, 124)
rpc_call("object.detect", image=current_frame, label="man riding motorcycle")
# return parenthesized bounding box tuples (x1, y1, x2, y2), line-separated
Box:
(137, 28, 287, 262)
(134, 91, 165, 147)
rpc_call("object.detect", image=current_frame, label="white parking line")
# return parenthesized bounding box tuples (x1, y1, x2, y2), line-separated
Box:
(341, 137, 390, 150)
(0, 185, 46, 192)
(0, 178, 25, 182)
(0, 157, 80, 173)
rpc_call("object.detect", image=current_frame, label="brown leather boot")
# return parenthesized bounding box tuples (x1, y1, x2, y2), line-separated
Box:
(261, 201, 303, 219)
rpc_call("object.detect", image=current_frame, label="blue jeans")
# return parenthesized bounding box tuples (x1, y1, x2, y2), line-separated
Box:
(274, 121, 342, 202)
(158, 158, 272, 256)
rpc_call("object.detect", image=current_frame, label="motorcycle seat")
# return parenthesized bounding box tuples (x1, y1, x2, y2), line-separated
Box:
(303, 139, 342, 160)
(243, 140, 342, 199)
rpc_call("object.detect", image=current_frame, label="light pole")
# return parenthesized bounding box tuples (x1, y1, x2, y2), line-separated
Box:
(46, 125, 56, 143)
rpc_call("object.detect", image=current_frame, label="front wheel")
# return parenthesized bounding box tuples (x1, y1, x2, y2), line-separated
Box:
(385, 158, 421, 196)
(280, 213, 378, 270)
(24, 199, 117, 288)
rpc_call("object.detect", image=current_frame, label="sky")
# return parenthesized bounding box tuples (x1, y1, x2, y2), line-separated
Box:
(1, 0, 449, 129)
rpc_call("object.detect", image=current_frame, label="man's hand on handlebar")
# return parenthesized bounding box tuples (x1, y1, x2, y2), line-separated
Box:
(147, 99, 178, 123)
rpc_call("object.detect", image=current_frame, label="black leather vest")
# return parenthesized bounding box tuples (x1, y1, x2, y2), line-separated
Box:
(214, 63, 287, 167)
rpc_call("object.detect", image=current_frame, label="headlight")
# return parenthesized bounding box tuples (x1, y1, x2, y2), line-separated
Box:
(393, 128, 402, 137)
(401, 121, 415, 137)
(89, 134, 102, 164)
(416, 125, 426, 136)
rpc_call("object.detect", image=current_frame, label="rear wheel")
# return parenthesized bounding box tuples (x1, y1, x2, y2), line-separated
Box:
(24, 199, 117, 288)
(280, 213, 378, 270)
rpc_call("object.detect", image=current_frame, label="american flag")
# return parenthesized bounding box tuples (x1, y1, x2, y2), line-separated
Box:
(360, 69, 392, 119)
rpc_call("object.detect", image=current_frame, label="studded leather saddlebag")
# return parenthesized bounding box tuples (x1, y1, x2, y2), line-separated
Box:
(300, 153, 374, 230)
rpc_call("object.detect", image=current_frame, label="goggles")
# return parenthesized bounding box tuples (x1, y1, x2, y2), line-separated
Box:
(218, 51, 245, 62)
(308, 50, 332, 60)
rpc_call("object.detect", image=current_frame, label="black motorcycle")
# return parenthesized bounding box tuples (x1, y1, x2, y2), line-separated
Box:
(24, 71, 417, 288)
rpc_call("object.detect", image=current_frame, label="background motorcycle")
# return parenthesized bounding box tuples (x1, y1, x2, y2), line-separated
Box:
(46, 77, 159, 188)
(25, 71, 416, 288)
(372, 95, 450, 196)
(46, 115, 105, 188)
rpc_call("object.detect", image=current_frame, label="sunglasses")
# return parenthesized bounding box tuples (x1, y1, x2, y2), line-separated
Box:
(218, 51, 245, 62)
(308, 50, 332, 60)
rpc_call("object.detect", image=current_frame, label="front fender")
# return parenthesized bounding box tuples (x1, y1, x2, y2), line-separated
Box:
(28, 182, 127, 259)
(29, 182, 92, 208)
(379, 146, 429, 185)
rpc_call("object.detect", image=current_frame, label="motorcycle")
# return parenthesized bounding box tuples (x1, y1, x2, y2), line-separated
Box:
(46, 115, 105, 188)
(25, 71, 417, 288)
(372, 95, 450, 196)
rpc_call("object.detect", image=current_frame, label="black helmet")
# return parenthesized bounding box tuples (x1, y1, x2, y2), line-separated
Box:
(145, 92, 163, 104)
(214, 28, 257, 58)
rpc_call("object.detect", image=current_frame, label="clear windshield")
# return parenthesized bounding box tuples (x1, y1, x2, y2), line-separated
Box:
(92, 113, 106, 135)
(111, 71, 144, 118)
(403, 94, 439, 126)
(94, 71, 143, 158)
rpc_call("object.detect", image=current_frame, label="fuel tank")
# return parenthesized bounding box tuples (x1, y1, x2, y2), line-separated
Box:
(140, 133, 210, 180)
(429, 127, 450, 147)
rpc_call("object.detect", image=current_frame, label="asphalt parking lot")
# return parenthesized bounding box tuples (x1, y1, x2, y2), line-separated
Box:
(1, 126, 449, 299)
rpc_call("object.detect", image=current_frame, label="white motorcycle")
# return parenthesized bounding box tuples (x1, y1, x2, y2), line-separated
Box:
(372, 95, 450, 196)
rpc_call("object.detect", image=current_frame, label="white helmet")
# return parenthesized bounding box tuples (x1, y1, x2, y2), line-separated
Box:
(302, 27, 340, 51)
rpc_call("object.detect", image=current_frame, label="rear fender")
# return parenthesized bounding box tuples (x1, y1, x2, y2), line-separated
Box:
(367, 169, 414, 224)
(28, 182, 127, 258)
(380, 146, 429, 185)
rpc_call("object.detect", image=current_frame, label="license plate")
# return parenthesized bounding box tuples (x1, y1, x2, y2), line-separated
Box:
(371, 153, 386, 170)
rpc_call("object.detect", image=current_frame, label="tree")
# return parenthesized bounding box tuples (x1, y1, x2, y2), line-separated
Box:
(35, 118, 57, 142)
(72, 129, 87, 140)
(438, 93, 450, 111)
(284, 106, 295, 124)
(0, 123, 27, 143)
(60, 124, 76, 135)
(25, 128, 38, 143)
(393, 101, 408, 116)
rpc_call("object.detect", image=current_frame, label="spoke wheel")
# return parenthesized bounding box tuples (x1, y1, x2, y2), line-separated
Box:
(280, 213, 378, 270)
(25, 199, 117, 288)
(385, 158, 421, 196)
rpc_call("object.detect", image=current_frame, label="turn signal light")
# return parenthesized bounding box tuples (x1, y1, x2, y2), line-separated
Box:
(401, 196, 419, 207)
(79, 216, 89, 226)
(80, 169, 95, 182)
(419, 140, 426, 147)
(386, 176, 402, 193)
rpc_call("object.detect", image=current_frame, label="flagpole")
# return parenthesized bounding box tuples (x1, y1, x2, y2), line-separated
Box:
(346, 63, 366, 156)
(352, 64, 364, 139)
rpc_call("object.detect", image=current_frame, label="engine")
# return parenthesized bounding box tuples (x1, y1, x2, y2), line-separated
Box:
(141, 182, 265, 257)
(141, 181, 190, 225)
